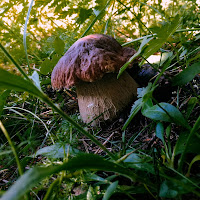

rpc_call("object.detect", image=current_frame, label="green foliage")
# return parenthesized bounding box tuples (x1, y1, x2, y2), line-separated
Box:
(143, 102, 190, 129)
(1, 0, 200, 199)
(0, 90, 10, 116)
(172, 62, 200, 86)
(33, 143, 81, 158)
(103, 181, 118, 200)
(1, 154, 140, 200)
(122, 83, 156, 130)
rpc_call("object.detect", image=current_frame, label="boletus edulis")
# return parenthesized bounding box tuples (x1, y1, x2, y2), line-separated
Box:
(51, 34, 139, 126)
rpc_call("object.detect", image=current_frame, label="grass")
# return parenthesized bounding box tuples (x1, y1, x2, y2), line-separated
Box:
(0, 0, 200, 199)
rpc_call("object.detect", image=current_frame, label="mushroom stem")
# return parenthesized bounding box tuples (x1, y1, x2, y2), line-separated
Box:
(76, 71, 139, 126)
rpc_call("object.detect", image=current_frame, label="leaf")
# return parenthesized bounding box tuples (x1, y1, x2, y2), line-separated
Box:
(29, 71, 41, 91)
(118, 36, 153, 78)
(123, 83, 156, 130)
(34, 143, 81, 158)
(102, 181, 118, 200)
(141, 98, 153, 114)
(77, 8, 93, 24)
(54, 37, 65, 55)
(186, 155, 200, 177)
(156, 122, 165, 143)
(172, 62, 200, 86)
(142, 15, 182, 61)
(51, 54, 61, 66)
(159, 179, 194, 198)
(0, 68, 44, 99)
(40, 55, 61, 75)
(186, 97, 198, 119)
(174, 131, 200, 155)
(124, 153, 154, 174)
(40, 58, 52, 75)
(81, 0, 113, 37)
(143, 103, 191, 129)
(159, 180, 178, 198)
(1, 154, 137, 200)
(0, 90, 10, 116)
(122, 98, 143, 130)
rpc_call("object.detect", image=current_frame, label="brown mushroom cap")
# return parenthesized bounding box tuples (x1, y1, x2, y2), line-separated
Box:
(51, 34, 136, 89)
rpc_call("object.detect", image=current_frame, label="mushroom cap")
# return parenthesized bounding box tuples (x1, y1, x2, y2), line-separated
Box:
(51, 34, 136, 89)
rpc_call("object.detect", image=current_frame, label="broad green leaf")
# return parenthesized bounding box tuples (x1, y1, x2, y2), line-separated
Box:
(102, 181, 118, 200)
(172, 62, 200, 86)
(51, 54, 61, 66)
(33, 143, 81, 158)
(156, 122, 165, 143)
(159, 180, 178, 198)
(143, 103, 191, 129)
(0, 90, 10, 116)
(40, 58, 52, 75)
(141, 98, 153, 114)
(174, 131, 200, 155)
(54, 37, 65, 55)
(142, 15, 182, 61)
(77, 8, 93, 24)
(159, 179, 195, 198)
(124, 153, 154, 174)
(0, 68, 44, 99)
(1, 154, 138, 200)
(40, 55, 61, 75)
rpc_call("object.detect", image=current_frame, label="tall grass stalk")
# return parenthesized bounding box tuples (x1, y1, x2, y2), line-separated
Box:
(0, 120, 23, 176)
(23, 0, 34, 70)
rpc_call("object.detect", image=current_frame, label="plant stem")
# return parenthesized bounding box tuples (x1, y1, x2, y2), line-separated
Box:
(0, 120, 23, 176)
(43, 178, 60, 200)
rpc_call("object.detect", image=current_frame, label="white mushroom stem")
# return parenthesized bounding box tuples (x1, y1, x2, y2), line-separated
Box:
(76, 71, 139, 126)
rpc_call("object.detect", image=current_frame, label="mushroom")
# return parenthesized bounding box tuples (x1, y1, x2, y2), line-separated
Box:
(51, 34, 139, 126)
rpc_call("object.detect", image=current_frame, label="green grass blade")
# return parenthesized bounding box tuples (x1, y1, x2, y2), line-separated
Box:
(1, 154, 139, 200)
(103, 181, 118, 200)
(118, 36, 153, 78)
(0, 43, 29, 80)
(81, 0, 113, 37)
(23, 0, 34, 70)
(0, 121, 23, 176)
